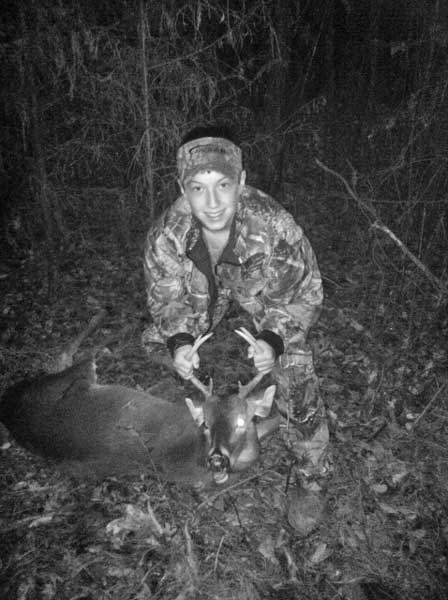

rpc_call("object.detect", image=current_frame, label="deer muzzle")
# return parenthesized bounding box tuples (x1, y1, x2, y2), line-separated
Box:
(207, 446, 231, 483)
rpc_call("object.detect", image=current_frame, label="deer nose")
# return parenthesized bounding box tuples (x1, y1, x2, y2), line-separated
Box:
(208, 450, 230, 473)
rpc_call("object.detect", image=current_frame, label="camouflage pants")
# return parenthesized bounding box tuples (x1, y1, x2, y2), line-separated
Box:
(274, 349, 331, 489)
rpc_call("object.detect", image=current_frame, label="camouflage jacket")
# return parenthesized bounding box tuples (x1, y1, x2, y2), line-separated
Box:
(143, 185, 323, 358)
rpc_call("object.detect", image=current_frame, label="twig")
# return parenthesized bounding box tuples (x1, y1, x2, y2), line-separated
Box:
(0, 511, 71, 533)
(316, 159, 446, 294)
(213, 535, 226, 574)
(315, 158, 376, 219)
(412, 382, 447, 429)
(70, 308, 108, 350)
(195, 468, 277, 511)
(371, 221, 443, 291)
(145, 500, 165, 537)
(51, 308, 108, 372)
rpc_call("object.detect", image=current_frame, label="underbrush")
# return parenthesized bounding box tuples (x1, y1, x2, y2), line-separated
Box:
(1, 212, 447, 599)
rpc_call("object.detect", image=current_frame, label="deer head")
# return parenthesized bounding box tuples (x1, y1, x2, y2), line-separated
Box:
(184, 332, 278, 484)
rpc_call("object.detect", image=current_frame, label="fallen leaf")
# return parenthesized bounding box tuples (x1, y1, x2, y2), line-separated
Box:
(378, 502, 399, 515)
(371, 483, 388, 494)
(106, 503, 165, 540)
(309, 542, 331, 565)
(29, 514, 55, 528)
(257, 536, 278, 564)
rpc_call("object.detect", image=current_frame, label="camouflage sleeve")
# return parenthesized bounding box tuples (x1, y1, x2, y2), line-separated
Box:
(143, 221, 200, 344)
(258, 212, 323, 352)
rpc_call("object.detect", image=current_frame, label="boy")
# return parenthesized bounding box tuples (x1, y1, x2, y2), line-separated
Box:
(143, 125, 330, 533)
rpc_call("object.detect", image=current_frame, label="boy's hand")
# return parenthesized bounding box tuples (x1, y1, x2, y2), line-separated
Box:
(173, 344, 200, 379)
(247, 339, 276, 375)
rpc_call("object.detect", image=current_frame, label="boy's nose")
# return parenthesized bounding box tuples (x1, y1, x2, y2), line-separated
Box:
(206, 189, 219, 208)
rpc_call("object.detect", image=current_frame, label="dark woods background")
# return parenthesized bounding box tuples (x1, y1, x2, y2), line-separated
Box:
(2, 0, 447, 281)
(1, 3, 448, 599)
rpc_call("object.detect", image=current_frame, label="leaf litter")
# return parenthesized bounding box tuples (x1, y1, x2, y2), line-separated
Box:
(1, 234, 447, 600)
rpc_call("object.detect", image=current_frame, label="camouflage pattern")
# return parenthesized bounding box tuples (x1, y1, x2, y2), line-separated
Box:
(274, 359, 331, 488)
(177, 137, 242, 183)
(143, 184, 330, 479)
(143, 186, 322, 346)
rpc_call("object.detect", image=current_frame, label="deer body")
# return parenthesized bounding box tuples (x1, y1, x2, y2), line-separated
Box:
(0, 358, 280, 485)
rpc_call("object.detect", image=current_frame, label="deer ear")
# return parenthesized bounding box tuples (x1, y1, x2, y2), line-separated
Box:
(185, 397, 205, 426)
(250, 385, 276, 418)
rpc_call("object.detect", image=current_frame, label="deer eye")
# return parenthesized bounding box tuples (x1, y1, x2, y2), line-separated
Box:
(236, 416, 246, 429)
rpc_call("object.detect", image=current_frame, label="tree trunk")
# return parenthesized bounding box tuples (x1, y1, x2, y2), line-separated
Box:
(22, 2, 57, 296)
(261, 3, 299, 197)
(139, 0, 155, 223)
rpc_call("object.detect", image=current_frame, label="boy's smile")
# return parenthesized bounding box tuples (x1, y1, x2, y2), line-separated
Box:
(182, 169, 246, 233)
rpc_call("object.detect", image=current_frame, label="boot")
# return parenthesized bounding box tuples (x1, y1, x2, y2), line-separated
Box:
(287, 486, 325, 536)
(275, 367, 332, 535)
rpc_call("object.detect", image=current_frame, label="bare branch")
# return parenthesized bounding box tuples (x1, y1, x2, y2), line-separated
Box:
(315, 158, 376, 219)
(51, 308, 108, 372)
(371, 221, 444, 291)
(315, 159, 446, 294)
(411, 381, 448, 429)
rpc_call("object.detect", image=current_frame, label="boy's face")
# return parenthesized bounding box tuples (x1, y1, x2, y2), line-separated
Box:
(181, 169, 246, 234)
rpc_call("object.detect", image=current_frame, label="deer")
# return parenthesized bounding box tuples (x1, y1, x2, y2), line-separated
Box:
(0, 329, 281, 487)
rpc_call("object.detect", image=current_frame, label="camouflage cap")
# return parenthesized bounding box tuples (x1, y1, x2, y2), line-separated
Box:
(177, 137, 242, 183)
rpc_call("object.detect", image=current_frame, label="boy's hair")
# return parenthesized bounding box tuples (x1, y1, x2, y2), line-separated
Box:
(181, 123, 239, 146)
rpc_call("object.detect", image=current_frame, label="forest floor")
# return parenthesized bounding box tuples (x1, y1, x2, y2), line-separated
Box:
(0, 187, 447, 600)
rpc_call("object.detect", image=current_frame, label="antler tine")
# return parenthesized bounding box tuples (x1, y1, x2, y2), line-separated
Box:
(189, 374, 213, 398)
(186, 332, 214, 360)
(185, 333, 214, 398)
(234, 327, 259, 351)
(238, 371, 264, 399)
(235, 328, 265, 398)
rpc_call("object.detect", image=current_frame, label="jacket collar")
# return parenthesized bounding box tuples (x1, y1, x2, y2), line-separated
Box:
(186, 214, 240, 267)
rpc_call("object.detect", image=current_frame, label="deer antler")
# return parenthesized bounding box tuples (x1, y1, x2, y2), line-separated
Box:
(237, 372, 264, 399)
(186, 332, 214, 360)
(189, 374, 213, 398)
(186, 332, 214, 398)
(234, 328, 265, 398)
(234, 327, 258, 350)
